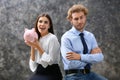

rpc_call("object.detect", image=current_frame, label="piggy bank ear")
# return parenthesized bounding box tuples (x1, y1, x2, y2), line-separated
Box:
(25, 28, 28, 31)
(32, 28, 35, 31)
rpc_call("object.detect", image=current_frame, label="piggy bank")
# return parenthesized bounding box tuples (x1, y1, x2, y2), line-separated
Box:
(23, 28, 38, 42)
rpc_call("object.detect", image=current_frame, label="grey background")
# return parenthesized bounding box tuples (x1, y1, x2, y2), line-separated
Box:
(0, 0, 120, 80)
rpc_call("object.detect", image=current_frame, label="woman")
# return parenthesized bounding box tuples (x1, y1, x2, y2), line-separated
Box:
(25, 13, 62, 80)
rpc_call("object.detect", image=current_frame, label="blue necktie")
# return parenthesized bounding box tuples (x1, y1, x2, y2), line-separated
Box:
(79, 33, 90, 69)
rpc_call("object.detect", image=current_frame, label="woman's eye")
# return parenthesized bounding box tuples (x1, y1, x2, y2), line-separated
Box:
(44, 21, 48, 24)
(39, 20, 43, 23)
(39, 20, 48, 24)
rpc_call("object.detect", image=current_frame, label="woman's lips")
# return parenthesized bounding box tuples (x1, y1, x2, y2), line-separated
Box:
(39, 27, 46, 30)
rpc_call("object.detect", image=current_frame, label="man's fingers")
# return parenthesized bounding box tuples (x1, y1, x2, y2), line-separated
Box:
(66, 52, 74, 60)
(91, 47, 102, 54)
(66, 55, 73, 60)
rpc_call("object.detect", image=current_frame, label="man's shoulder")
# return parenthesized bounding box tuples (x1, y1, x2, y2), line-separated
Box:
(62, 30, 73, 37)
(84, 30, 94, 36)
(84, 31, 96, 39)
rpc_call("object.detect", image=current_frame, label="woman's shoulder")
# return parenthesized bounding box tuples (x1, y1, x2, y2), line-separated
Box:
(48, 33, 58, 40)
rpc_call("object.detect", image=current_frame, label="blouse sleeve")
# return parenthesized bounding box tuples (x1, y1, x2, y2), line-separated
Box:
(39, 35, 60, 67)
(29, 59, 38, 72)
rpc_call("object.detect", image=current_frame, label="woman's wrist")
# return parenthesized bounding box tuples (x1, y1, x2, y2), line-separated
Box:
(37, 45, 44, 54)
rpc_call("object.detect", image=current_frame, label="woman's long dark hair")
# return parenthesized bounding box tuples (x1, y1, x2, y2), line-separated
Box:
(34, 13, 54, 40)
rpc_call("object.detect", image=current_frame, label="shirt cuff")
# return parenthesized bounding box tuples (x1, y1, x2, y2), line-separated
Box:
(80, 54, 86, 61)
(30, 59, 36, 64)
(29, 59, 37, 72)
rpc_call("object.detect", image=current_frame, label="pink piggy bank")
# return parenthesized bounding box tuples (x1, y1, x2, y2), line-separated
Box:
(23, 28, 38, 42)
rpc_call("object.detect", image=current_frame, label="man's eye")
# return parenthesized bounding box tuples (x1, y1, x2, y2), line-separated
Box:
(74, 18, 79, 20)
(80, 16, 83, 19)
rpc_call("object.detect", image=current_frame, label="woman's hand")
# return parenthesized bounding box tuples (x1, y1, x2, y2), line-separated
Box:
(25, 39, 44, 54)
(25, 39, 40, 49)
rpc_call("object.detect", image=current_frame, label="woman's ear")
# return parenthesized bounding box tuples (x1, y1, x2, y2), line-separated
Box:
(48, 26, 50, 29)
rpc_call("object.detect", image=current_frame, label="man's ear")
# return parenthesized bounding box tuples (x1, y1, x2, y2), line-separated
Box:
(69, 18, 73, 24)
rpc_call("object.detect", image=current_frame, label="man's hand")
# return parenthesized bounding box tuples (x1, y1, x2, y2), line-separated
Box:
(66, 52, 80, 60)
(66, 47, 102, 60)
(91, 47, 102, 54)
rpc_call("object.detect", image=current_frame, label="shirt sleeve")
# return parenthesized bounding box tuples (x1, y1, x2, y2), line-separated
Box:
(61, 36, 72, 65)
(40, 35, 60, 66)
(61, 35, 87, 69)
(29, 59, 38, 72)
(81, 34, 104, 64)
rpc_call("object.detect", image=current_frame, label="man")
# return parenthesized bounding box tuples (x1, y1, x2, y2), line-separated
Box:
(61, 4, 107, 80)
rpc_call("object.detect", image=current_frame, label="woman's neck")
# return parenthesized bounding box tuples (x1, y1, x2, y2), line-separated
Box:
(41, 31, 49, 37)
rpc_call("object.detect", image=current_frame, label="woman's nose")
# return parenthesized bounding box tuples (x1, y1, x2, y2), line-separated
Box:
(41, 22, 45, 25)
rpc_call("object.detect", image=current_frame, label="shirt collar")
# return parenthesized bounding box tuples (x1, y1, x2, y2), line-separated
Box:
(70, 26, 85, 36)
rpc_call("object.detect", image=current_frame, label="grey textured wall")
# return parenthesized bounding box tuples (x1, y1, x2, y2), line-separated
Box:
(0, 0, 120, 80)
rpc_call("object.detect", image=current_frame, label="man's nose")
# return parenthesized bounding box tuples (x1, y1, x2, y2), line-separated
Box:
(78, 19, 82, 23)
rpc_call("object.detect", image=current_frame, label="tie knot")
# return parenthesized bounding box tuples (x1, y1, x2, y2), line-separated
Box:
(79, 33, 84, 37)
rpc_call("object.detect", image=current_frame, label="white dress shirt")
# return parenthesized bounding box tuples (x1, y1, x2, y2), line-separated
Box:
(29, 33, 60, 72)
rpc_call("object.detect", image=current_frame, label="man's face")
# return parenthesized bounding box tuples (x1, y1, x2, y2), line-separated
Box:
(70, 12, 86, 32)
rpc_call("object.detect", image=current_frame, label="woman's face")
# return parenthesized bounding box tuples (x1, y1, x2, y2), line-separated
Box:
(37, 16, 50, 34)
